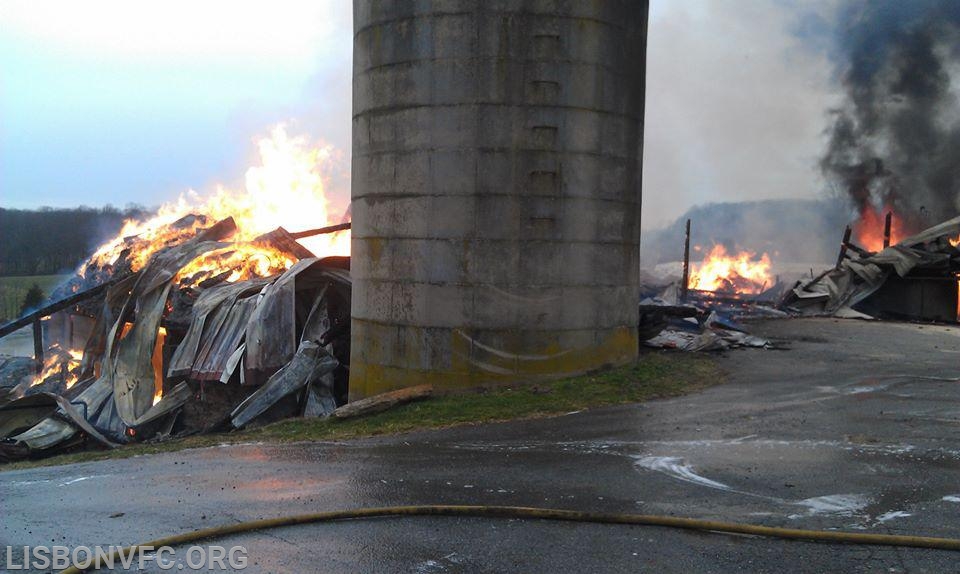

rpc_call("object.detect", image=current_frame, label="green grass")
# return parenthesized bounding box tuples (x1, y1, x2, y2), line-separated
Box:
(0, 275, 72, 322)
(0, 351, 722, 471)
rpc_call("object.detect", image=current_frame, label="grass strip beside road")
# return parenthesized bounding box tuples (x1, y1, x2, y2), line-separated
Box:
(1, 351, 721, 471)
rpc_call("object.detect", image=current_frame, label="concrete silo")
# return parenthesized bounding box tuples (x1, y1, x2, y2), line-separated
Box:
(350, 0, 648, 399)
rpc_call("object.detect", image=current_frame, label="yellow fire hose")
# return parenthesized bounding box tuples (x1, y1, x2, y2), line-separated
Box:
(60, 504, 960, 573)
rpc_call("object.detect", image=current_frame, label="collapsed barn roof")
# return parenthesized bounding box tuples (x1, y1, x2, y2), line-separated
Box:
(781, 215, 960, 321)
(0, 216, 350, 461)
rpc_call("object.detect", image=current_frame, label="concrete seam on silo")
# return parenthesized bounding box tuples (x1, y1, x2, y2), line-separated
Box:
(353, 141, 640, 160)
(350, 192, 639, 205)
(353, 101, 642, 121)
(469, 2, 481, 375)
(355, 57, 637, 79)
(353, 12, 630, 38)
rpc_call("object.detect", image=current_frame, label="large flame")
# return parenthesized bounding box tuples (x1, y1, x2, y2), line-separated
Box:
(81, 125, 349, 283)
(853, 206, 904, 252)
(689, 245, 773, 295)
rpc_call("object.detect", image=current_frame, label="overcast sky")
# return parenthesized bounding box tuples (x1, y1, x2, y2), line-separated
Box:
(0, 0, 840, 229)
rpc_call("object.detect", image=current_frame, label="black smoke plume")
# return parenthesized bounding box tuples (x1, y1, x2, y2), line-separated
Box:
(822, 0, 960, 229)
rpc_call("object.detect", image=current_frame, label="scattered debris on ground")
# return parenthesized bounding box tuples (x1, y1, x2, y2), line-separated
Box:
(639, 296, 781, 352)
(638, 271, 786, 352)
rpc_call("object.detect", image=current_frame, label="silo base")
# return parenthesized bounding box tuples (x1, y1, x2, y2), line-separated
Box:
(349, 320, 637, 400)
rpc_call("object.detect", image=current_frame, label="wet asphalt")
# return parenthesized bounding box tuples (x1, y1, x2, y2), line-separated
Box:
(3, 318, 960, 573)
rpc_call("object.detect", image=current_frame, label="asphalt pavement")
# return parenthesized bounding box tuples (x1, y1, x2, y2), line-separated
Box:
(3, 318, 960, 573)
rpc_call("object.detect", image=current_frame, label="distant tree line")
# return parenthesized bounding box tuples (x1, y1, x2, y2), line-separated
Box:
(0, 206, 151, 276)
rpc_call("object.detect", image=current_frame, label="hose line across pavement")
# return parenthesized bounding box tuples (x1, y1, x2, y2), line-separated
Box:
(60, 504, 960, 573)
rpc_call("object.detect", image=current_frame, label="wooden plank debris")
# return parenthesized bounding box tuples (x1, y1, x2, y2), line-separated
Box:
(254, 227, 316, 260)
(332, 385, 434, 420)
(288, 222, 351, 240)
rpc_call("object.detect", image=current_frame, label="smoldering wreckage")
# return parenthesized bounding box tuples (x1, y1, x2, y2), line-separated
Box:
(638, 213, 960, 352)
(2, 211, 960, 462)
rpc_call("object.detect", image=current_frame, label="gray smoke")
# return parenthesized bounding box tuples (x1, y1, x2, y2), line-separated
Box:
(822, 0, 960, 229)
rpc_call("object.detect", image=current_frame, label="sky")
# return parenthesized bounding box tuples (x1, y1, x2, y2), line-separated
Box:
(0, 0, 841, 229)
(0, 1, 353, 212)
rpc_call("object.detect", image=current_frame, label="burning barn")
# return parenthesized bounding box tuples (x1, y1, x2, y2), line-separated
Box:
(783, 215, 960, 323)
(0, 215, 351, 461)
(0, 127, 354, 461)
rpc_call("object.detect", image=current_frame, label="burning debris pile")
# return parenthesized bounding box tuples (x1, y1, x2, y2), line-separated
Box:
(782, 215, 960, 322)
(639, 221, 784, 352)
(0, 127, 353, 461)
(688, 245, 773, 295)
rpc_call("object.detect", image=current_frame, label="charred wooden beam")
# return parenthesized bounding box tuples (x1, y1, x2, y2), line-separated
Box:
(254, 227, 316, 260)
(637, 304, 699, 318)
(687, 290, 786, 308)
(0, 278, 122, 340)
(195, 216, 238, 243)
(288, 222, 351, 240)
(680, 218, 691, 303)
(842, 240, 872, 258)
(883, 211, 893, 248)
(32, 317, 43, 375)
(808, 267, 834, 286)
(197, 270, 234, 289)
(836, 226, 852, 269)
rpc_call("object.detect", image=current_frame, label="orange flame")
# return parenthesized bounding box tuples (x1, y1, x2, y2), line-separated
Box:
(689, 245, 773, 295)
(81, 125, 350, 283)
(174, 243, 297, 287)
(949, 235, 959, 248)
(853, 207, 904, 252)
(152, 327, 166, 406)
(31, 345, 83, 388)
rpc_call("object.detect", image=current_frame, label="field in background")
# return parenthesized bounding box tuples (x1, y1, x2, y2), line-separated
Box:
(0, 275, 70, 323)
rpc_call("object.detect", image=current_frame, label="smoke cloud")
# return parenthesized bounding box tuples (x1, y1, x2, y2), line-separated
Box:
(822, 1, 960, 228)
(641, 1, 836, 230)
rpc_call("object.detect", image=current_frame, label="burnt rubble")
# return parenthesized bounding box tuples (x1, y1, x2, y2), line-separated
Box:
(782, 215, 960, 322)
(0, 217, 351, 462)
(638, 278, 784, 352)
(640, 214, 960, 353)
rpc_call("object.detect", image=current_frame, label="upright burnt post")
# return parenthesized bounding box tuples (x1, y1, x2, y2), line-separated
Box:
(32, 317, 43, 375)
(681, 218, 691, 303)
(883, 212, 893, 248)
(836, 226, 852, 269)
